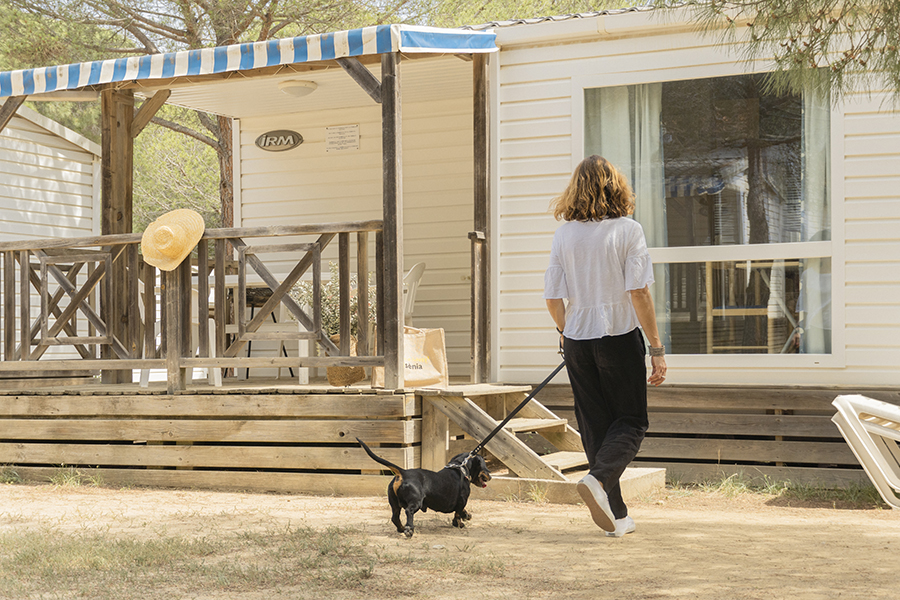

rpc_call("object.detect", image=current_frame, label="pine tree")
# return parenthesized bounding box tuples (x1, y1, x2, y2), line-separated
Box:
(675, 0, 900, 98)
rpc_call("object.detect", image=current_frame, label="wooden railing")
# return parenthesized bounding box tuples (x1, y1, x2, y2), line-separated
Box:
(0, 220, 385, 392)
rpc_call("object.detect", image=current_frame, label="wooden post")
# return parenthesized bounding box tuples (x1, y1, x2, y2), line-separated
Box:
(338, 232, 350, 355)
(3, 252, 15, 360)
(19, 251, 30, 361)
(214, 239, 226, 361)
(88, 262, 97, 359)
(472, 53, 491, 382)
(470, 232, 485, 382)
(197, 239, 209, 360)
(421, 398, 450, 470)
(356, 231, 369, 356)
(375, 230, 384, 357)
(165, 263, 188, 393)
(180, 258, 191, 377)
(382, 52, 404, 389)
(127, 244, 140, 358)
(100, 88, 134, 383)
(142, 263, 157, 359)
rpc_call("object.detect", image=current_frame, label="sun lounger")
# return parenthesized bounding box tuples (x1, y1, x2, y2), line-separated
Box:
(832, 394, 900, 509)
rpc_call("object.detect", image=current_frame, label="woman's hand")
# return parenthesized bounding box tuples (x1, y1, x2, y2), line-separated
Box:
(648, 355, 667, 386)
(545, 299, 566, 344)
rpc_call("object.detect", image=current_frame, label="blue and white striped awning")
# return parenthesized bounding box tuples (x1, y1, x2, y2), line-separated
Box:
(0, 24, 496, 99)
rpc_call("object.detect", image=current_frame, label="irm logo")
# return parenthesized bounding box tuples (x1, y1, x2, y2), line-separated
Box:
(255, 130, 303, 152)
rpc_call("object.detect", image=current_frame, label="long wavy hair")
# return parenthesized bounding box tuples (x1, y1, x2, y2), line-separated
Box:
(551, 155, 635, 221)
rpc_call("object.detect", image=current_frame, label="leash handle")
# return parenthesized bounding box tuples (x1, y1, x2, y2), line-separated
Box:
(469, 359, 567, 457)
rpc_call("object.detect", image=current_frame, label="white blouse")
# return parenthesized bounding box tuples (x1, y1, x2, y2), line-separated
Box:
(543, 217, 654, 340)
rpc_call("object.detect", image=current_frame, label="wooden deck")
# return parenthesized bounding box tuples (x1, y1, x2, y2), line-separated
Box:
(539, 384, 900, 487)
(0, 378, 419, 496)
(0, 377, 665, 503)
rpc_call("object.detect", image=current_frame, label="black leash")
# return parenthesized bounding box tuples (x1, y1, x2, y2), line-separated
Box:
(446, 341, 566, 474)
(468, 359, 566, 457)
(463, 337, 567, 462)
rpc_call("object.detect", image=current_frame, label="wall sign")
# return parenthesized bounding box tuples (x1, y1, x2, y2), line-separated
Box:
(255, 130, 303, 152)
(326, 124, 359, 152)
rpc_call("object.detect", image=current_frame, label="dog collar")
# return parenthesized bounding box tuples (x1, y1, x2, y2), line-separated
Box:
(445, 456, 472, 482)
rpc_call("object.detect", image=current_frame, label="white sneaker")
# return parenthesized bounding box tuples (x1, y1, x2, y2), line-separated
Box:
(576, 474, 616, 532)
(605, 515, 635, 537)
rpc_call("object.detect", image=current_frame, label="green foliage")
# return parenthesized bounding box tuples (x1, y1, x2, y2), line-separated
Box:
(0, 465, 21, 484)
(0, 2, 111, 69)
(291, 262, 377, 338)
(1, 0, 368, 52)
(0, 0, 108, 143)
(48, 465, 104, 487)
(27, 100, 103, 144)
(673, 0, 900, 98)
(398, 0, 626, 28)
(132, 105, 221, 233)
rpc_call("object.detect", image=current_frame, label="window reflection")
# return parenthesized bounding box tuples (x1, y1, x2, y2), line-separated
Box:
(584, 72, 832, 354)
(659, 259, 831, 354)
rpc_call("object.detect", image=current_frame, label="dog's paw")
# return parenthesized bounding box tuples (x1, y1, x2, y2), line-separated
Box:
(451, 518, 466, 528)
(403, 527, 414, 538)
(461, 510, 472, 521)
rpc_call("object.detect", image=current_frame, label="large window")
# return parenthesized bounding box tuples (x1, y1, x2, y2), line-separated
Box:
(585, 73, 831, 354)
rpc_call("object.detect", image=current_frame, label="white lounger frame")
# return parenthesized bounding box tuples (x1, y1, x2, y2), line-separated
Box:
(832, 394, 900, 509)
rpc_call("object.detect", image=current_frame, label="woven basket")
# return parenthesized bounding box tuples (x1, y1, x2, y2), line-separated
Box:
(326, 334, 366, 387)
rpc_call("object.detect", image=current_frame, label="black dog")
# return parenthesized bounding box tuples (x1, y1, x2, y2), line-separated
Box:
(357, 437, 491, 538)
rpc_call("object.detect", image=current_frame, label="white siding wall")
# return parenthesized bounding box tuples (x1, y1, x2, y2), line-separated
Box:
(0, 108, 99, 240)
(493, 15, 900, 386)
(238, 77, 474, 377)
(0, 106, 101, 359)
(841, 93, 900, 385)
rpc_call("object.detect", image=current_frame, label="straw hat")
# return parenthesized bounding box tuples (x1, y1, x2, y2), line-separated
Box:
(141, 209, 205, 271)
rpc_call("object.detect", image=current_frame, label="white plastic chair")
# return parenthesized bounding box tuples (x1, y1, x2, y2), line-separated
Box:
(139, 284, 221, 387)
(403, 262, 426, 326)
(221, 271, 309, 383)
(831, 394, 900, 509)
(238, 301, 308, 383)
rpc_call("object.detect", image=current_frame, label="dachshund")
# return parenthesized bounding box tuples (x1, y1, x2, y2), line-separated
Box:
(357, 437, 491, 538)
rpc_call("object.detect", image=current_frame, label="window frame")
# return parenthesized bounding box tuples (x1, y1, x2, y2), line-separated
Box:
(571, 68, 846, 369)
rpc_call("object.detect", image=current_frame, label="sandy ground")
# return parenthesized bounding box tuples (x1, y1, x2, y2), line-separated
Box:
(0, 482, 897, 599)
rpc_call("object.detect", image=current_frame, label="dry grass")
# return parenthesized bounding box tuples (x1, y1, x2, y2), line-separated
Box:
(669, 471, 889, 509)
(0, 470, 895, 599)
(0, 525, 361, 599)
(0, 520, 508, 600)
(0, 471, 509, 600)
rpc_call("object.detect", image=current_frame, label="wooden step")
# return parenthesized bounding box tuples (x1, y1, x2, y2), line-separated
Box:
(423, 394, 568, 480)
(543, 450, 589, 471)
(503, 417, 568, 433)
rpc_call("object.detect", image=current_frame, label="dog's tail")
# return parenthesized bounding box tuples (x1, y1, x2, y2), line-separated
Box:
(356, 437, 403, 476)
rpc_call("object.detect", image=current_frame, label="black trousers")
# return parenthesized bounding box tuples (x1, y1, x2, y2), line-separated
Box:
(564, 328, 649, 519)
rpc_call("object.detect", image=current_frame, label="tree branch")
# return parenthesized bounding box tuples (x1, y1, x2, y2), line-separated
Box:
(196, 111, 220, 138)
(93, 0, 189, 39)
(234, 0, 277, 37)
(125, 24, 161, 54)
(150, 116, 222, 152)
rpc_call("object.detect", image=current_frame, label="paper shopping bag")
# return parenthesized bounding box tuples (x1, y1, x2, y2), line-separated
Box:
(371, 326, 449, 389)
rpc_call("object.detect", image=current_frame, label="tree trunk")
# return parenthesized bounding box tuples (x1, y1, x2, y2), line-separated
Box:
(742, 141, 770, 352)
(217, 115, 234, 228)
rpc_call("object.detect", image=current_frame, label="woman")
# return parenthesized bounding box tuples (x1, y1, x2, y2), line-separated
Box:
(544, 155, 666, 537)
